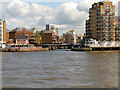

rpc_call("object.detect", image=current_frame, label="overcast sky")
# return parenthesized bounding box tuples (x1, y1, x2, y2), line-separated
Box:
(1, 0, 119, 35)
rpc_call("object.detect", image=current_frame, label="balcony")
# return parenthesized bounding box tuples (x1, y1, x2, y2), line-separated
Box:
(110, 31, 113, 33)
(89, 15, 92, 17)
(109, 16, 114, 19)
(96, 25, 101, 27)
(106, 9, 110, 12)
(97, 28, 100, 30)
(110, 12, 114, 16)
(97, 20, 100, 22)
(25, 34, 28, 36)
(102, 12, 106, 15)
(97, 12, 100, 16)
(89, 11, 92, 14)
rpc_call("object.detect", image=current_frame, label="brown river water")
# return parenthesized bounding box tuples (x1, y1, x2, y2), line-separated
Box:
(2, 49, 118, 88)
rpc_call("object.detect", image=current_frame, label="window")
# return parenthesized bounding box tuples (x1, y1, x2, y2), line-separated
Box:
(94, 5, 96, 9)
(97, 16, 100, 19)
(106, 4, 110, 11)
(97, 8, 100, 12)
(102, 12, 106, 15)
(102, 16, 106, 19)
(107, 12, 109, 15)
(116, 24, 119, 27)
(0, 27, 2, 31)
(102, 27, 106, 30)
(106, 4, 110, 7)
(110, 12, 114, 15)
(97, 12, 100, 15)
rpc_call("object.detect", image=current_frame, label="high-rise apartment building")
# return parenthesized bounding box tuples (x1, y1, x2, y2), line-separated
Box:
(0, 19, 3, 48)
(114, 16, 120, 41)
(0, 19, 6, 48)
(3, 20, 6, 43)
(86, 1, 116, 41)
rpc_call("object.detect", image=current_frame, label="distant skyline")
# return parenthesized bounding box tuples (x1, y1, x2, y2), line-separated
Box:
(1, 0, 119, 35)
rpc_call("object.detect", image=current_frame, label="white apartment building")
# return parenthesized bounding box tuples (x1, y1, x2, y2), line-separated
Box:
(0, 19, 3, 48)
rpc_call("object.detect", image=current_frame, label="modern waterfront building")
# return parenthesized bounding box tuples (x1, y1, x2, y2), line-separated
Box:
(114, 16, 120, 41)
(76, 35, 83, 44)
(60, 33, 66, 44)
(0, 19, 3, 48)
(86, 1, 116, 41)
(0, 19, 6, 48)
(65, 30, 77, 45)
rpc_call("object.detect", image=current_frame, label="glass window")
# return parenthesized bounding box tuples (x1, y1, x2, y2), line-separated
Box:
(97, 16, 100, 19)
(106, 4, 110, 11)
(106, 4, 110, 7)
(94, 5, 96, 9)
(110, 12, 114, 15)
(97, 12, 100, 15)
(102, 12, 106, 15)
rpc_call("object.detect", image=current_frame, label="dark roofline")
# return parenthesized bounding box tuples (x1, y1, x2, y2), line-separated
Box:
(16, 34, 28, 39)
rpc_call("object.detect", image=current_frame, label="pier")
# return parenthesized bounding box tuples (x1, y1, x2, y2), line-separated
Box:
(71, 46, 120, 51)
(90, 46, 120, 51)
(1, 47, 49, 52)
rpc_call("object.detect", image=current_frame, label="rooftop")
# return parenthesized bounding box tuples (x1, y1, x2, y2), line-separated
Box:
(10, 27, 29, 32)
(16, 34, 28, 39)
(43, 30, 53, 33)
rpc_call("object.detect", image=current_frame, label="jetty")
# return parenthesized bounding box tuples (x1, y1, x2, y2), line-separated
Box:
(1, 47, 50, 52)
(71, 46, 120, 51)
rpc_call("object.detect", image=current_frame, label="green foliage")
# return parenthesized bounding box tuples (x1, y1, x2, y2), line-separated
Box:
(34, 31, 41, 45)
(40, 31, 45, 44)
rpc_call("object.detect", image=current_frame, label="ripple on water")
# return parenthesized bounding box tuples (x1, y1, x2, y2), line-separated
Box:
(2, 50, 118, 88)
(40, 77, 59, 80)
(7, 77, 19, 80)
(3, 86, 18, 88)
(32, 80, 44, 84)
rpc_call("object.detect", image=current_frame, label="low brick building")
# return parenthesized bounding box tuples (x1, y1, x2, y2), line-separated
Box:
(9, 27, 34, 43)
(42, 30, 59, 44)
(16, 35, 29, 44)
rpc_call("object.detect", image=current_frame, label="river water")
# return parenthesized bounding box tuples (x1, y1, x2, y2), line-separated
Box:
(2, 50, 118, 88)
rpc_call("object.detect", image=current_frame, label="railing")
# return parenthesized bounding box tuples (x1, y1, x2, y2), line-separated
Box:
(87, 41, 120, 47)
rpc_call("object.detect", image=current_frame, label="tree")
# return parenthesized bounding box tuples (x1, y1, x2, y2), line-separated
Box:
(40, 30, 45, 45)
(35, 31, 41, 45)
